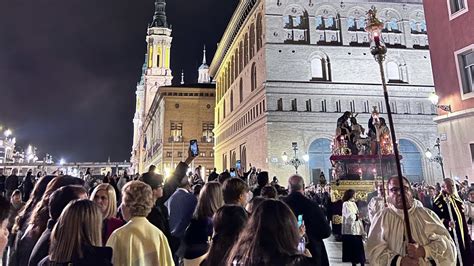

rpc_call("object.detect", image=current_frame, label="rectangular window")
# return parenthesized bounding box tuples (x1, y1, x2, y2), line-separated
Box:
(363, 101, 369, 113)
(291, 99, 297, 111)
(306, 99, 312, 112)
(177, 151, 183, 158)
(470, 143, 474, 163)
(378, 102, 384, 113)
(458, 50, 474, 95)
(277, 98, 283, 111)
(166, 151, 172, 157)
(321, 99, 327, 112)
(350, 100, 356, 113)
(335, 100, 341, 113)
(202, 123, 214, 137)
(170, 122, 182, 137)
(390, 102, 397, 114)
(449, 0, 466, 14)
(200, 152, 206, 157)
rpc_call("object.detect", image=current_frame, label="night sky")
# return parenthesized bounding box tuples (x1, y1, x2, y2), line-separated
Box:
(0, 0, 238, 162)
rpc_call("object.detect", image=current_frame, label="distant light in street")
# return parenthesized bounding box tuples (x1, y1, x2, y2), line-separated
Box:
(302, 154, 309, 162)
(425, 149, 433, 159)
(59, 158, 66, 165)
(4, 129, 12, 137)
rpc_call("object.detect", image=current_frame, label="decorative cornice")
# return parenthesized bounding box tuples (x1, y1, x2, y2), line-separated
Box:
(209, 0, 258, 77)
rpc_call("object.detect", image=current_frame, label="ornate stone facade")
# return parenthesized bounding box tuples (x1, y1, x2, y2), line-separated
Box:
(210, 0, 442, 185)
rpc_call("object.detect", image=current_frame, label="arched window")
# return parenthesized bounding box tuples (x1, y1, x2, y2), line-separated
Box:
(385, 18, 400, 32)
(283, 6, 309, 44)
(239, 42, 244, 71)
(230, 151, 237, 169)
(249, 24, 256, 59)
(244, 33, 249, 66)
(240, 146, 247, 171)
(310, 55, 330, 81)
(308, 138, 332, 182)
(387, 61, 401, 82)
(235, 50, 240, 75)
(230, 90, 234, 112)
(347, 17, 356, 31)
(251, 63, 257, 92)
(223, 154, 227, 171)
(311, 58, 324, 79)
(239, 78, 243, 103)
(357, 17, 366, 30)
(399, 139, 424, 183)
(256, 13, 263, 51)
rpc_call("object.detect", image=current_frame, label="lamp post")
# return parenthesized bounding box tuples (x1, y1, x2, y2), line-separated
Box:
(365, 6, 413, 243)
(281, 142, 309, 174)
(429, 92, 452, 113)
(425, 138, 445, 179)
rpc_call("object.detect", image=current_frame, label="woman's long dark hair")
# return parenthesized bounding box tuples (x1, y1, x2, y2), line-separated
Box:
(226, 199, 300, 265)
(342, 189, 355, 202)
(203, 205, 248, 266)
(12, 175, 55, 234)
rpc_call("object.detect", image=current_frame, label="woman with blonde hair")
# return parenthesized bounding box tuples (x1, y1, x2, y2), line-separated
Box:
(106, 181, 173, 266)
(181, 181, 224, 265)
(38, 199, 112, 265)
(90, 183, 124, 244)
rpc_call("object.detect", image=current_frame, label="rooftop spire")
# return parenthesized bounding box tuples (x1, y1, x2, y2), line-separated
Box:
(202, 45, 207, 65)
(150, 0, 168, 28)
(180, 70, 184, 85)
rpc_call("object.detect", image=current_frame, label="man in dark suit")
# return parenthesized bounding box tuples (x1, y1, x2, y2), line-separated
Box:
(433, 178, 472, 266)
(282, 174, 331, 266)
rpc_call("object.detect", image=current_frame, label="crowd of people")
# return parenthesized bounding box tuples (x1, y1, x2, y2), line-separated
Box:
(0, 156, 473, 265)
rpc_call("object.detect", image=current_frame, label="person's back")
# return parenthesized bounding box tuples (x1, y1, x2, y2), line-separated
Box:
(107, 217, 172, 266)
(5, 173, 19, 198)
(282, 175, 331, 266)
(166, 187, 197, 239)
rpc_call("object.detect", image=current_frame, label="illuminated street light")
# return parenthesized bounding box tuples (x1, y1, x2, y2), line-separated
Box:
(59, 158, 66, 165)
(302, 154, 309, 162)
(282, 142, 305, 174)
(425, 149, 433, 159)
(281, 152, 288, 162)
(429, 92, 452, 113)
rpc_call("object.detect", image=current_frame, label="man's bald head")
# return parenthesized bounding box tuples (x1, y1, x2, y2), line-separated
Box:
(288, 174, 305, 193)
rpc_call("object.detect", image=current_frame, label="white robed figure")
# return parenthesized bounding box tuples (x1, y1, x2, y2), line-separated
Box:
(367, 176, 456, 266)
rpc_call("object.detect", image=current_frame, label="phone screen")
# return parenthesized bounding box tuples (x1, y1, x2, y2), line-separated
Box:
(236, 160, 241, 170)
(297, 215, 303, 227)
(189, 140, 199, 157)
(230, 171, 236, 177)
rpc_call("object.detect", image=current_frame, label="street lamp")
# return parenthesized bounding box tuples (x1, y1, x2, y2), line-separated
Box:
(429, 92, 452, 113)
(281, 142, 308, 174)
(425, 138, 445, 179)
(59, 158, 66, 166)
(365, 6, 413, 243)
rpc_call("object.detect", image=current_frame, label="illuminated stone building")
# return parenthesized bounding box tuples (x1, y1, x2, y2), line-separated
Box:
(210, 0, 442, 184)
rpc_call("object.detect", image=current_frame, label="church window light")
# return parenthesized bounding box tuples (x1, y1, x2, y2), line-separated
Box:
(251, 63, 257, 92)
(170, 122, 183, 139)
(165, 47, 171, 69)
(256, 14, 263, 51)
(148, 45, 153, 68)
(387, 61, 402, 82)
(157, 46, 162, 68)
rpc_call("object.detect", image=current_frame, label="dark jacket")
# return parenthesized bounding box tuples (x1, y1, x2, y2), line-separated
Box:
(165, 189, 197, 239)
(229, 254, 313, 266)
(282, 192, 331, 266)
(5, 174, 19, 194)
(38, 245, 112, 266)
(181, 217, 213, 259)
(147, 202, 171, 241)
(28, 220, 54, 266)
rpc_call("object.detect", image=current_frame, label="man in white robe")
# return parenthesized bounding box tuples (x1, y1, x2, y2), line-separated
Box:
(367, 176, 456, 266)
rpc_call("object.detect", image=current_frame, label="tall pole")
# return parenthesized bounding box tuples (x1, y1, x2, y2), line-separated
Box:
(435, 138, 446, 179)
(366, 6, 413, 243)
(376, 57, 413, 243)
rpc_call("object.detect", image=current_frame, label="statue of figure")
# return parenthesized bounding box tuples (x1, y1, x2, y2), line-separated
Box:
(336, 111, 352, 139)
(350, 117, 370, 155)
(376, 118, 392, 154)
